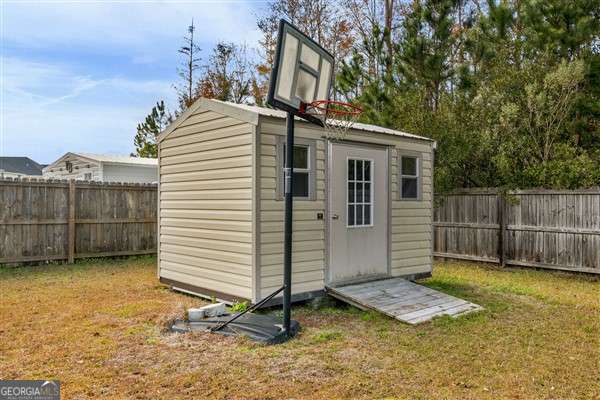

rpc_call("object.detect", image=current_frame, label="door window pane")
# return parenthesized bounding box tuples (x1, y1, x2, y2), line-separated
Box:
(348, 159, 355, 180)
(348, 204, 355, 225)
(364, 205, 371, 225)
(356, 204, 363, 226)
(364, 183, 371, 202)
(356, 160, 363, 180)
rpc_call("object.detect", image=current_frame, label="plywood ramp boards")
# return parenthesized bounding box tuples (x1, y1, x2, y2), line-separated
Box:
(327, 278, 482, 325)
(159, 110, 254, 300)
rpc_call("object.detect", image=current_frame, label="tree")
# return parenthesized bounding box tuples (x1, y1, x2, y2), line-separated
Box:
(492, 60, 598, 188)
(174, 20, 202, 112)
(196, 42, 255, 104)
(255, 0, 354, 101)
(340, 0, 599, 191)
(460, 0, 600, 189)
(397, 0, 459, 112)
(336, 0, 405, 126)
(154, 1, 600, 190)
(132, 101, 173, 158)
(337, 24, 396, 127)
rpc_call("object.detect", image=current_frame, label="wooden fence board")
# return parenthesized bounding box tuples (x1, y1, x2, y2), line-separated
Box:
(0, 178, 157, 264)
(434, 188, 600, 274)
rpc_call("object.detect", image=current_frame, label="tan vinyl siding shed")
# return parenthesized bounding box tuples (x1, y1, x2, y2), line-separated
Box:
(158, 98, 436, 304)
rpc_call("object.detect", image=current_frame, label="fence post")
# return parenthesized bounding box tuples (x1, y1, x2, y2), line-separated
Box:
(498, 193, 506, 266)
(68, 179, 76, 263)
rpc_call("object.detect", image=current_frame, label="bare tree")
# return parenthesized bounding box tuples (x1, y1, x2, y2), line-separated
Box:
(255, 0, 355, 101)
(197, 42, 255, 104)
(174, 20, 202, 112)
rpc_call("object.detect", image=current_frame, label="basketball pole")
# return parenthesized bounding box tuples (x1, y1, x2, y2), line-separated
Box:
(283, 112, 294, 335)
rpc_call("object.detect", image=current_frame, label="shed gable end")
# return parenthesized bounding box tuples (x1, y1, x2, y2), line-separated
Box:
(158, 107, 255, 301)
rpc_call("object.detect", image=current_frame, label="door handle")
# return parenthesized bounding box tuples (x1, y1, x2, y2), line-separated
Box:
(332, 214, 339, 220)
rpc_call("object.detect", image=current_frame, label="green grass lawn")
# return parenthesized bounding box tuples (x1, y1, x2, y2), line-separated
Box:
(1, 257, 598, 399)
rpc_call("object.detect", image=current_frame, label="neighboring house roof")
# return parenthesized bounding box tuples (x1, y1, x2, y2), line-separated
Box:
(43, 152, 156, 173)
(159, 98, 435, 144)
(73, 153, 157, 166)
(0, 157, 43, 175)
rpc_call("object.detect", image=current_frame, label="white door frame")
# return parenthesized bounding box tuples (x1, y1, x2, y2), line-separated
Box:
(325, 140, 392, 286)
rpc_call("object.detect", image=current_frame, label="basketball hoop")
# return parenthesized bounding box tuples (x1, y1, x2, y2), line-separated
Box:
(301, 100, 362, 141)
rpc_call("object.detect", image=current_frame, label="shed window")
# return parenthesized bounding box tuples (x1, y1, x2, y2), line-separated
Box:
(399, 154, 420, 200)
(278, 138, 316, 200)
(283, 145, 310, 197)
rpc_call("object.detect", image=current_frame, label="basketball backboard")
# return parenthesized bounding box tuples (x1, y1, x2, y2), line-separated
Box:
(267, 19, 334, 127)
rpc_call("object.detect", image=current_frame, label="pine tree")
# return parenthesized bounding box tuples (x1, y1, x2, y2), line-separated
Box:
(132, 101, 173, 158)
(397, 0, 459, 112)
(174, 21, 202, 112)
(337, 23, 396, 127)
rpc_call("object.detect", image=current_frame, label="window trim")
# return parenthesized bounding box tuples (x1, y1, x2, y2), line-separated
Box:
(276, 136, 317, 201)
(398, 150, 423, 201)
(346, 156, 374, 228)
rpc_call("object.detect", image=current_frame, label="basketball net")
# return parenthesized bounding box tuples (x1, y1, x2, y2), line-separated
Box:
(301, 100, 362, 141)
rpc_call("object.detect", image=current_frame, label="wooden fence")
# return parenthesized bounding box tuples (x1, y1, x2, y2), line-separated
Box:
(433, 188, 600, 274)
(0, 178, 157, 264)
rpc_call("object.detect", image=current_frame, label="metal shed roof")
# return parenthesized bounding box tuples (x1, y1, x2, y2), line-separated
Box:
(159, 98, 434, 143)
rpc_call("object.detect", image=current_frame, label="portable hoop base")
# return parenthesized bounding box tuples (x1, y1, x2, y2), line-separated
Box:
(171, 314, 300, 344)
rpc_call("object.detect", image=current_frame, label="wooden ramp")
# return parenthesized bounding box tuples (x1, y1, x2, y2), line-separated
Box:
(326, 278, 482, 325)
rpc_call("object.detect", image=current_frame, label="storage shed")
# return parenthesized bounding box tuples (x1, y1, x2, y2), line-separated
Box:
(157, 98, 435, 304)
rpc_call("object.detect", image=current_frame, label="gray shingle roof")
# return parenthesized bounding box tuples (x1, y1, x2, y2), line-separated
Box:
(0, 157, 43, 175)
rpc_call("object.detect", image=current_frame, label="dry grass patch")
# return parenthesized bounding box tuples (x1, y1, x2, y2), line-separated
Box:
(1, 257, 598, 399)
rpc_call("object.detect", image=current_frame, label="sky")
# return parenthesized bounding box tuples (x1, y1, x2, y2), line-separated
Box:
(0, 0, 265, 164)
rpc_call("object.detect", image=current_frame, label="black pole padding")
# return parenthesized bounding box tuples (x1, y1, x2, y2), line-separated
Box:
(283, 112, 294, 335)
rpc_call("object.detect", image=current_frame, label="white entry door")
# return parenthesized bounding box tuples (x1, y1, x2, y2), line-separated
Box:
(328, 143, 389, 284)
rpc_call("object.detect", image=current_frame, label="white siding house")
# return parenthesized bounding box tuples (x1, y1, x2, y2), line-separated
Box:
(157, 98, 435, 304)
(43, 153, 157, 183)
